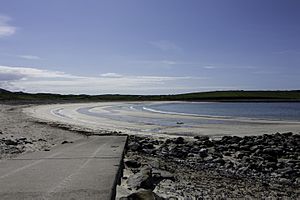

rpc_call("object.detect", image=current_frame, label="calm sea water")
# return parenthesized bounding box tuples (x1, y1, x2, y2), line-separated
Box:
(144, 102, 300, 121)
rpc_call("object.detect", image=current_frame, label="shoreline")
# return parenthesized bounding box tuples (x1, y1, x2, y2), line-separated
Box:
(24, 102, 300, 139)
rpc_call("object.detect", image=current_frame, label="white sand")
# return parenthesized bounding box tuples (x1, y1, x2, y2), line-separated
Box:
(23, 102, 300, 138)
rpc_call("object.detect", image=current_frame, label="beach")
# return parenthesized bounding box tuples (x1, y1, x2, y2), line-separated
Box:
(1, 102, 300, 199)
(0, 104, 85, 159)
(24, 102, 300, 138)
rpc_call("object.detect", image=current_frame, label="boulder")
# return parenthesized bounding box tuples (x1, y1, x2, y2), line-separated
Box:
(174, 137, 185, 144)
(125, 159, 141, 168)
(128, 142, 141, 151)
(199, 148, 208, 158)
(127, 168, 154, 190)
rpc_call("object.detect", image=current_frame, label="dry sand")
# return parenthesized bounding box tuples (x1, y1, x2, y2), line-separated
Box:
(0, 104, 84, 159)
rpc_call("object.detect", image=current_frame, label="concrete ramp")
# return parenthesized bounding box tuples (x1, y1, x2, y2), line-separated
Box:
(0, 136, 127, 200)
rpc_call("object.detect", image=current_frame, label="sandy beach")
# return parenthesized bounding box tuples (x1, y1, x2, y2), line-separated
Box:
(24, 102, 300, 138)
(0, 104, 85, 159)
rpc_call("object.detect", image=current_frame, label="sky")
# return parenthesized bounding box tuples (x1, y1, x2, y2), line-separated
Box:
(0, 0, 299, 94)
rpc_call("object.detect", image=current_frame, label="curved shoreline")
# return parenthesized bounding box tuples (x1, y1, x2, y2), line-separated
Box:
(23, 102, 300, 138)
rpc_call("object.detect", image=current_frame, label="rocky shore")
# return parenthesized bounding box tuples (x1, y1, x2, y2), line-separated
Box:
(118, 132, 300, 199)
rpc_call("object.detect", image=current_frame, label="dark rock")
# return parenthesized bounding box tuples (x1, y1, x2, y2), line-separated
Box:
(282, 132, 293, 137)
(169, 146, 188, 159)
(128, 142, 141, 152)
(203, 140, 214, 147)
(174, 137, 185, 144)
(263, 148, 278, 158)
(18, 137, 27, 141)
(194, 135, 209, 141)
(61, 140, 70, 144)
(212, 158, 225, 165)
(4, 139, 18, 146)
(235, 151, 245, 159)
(142, 143, 155, 149)
(199, 148, 208, 158)
(229, 144, 239, 150)
(125, 159, 141, 168)
(24, 140, 33, 144)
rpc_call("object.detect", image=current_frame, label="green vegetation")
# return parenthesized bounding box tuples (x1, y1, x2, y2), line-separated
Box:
(1, 88, 300, 103)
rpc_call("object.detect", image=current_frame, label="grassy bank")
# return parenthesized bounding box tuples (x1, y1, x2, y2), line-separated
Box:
(1, 88, 300, 103)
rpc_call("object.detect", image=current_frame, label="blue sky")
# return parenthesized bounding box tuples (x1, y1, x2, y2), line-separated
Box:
(0, 0, 299, 94)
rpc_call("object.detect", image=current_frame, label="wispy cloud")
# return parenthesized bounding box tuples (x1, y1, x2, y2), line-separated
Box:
(18, 55, 41, 60)
(1, 53, 41, 60)
(150, 40, 182, 52)
(0, 65, 208, 94)
(0, 15, 16, 38)
(131, 60, 179, 66)
(100, 73, 123, 78)
(202, 64, 257, 70)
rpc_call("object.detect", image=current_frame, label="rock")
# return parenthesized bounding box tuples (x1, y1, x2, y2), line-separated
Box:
(235, 151, 245, 159)
(61, 140, 70, 144)
(128, 142, 141, 151)
(4, 139, 18, 146)
(125, 159, 141, 168)
(212, 158, 225, 165)
(229, 144, 239, 150)
(122, 189, 164, 200)
(199, 148, 208, 158)
(142, 143, 155, 149)
(203, 140, 214, 147)
(263, 148, 278, 158)
(18, 137, 27, 141)
(127, 168, 154, 190)
(38, 138, 47, 142)
(278, 178, 291, 185)
(174, 137, 185, 144)
(152, 169, 175, 182)
(169, 146, 188, 159)
(194, 135, 209, 141)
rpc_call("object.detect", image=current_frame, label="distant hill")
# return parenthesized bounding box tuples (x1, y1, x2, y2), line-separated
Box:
(1, 88, 300, 103)
(0, 88, 11, 94)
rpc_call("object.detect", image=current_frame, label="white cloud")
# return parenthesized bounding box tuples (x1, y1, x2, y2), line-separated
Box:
(0, 65, 209, 94)
(150, 40, 182, 51)
(203, 65, 217, 69)
(100, 73, 123, 78)
(0, 15, 16, 38)
(18, 55, 41, 60)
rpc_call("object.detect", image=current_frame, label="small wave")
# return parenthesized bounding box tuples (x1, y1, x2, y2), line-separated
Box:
(142, 106, 205, 117)
(141, 106, 291, 123)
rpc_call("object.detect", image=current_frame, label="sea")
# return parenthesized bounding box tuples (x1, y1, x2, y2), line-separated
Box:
(140, 102, 300, 121)
(78, 102, 300, 129)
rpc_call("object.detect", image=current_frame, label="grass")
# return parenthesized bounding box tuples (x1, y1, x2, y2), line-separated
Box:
(1, 88, 300, 103)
